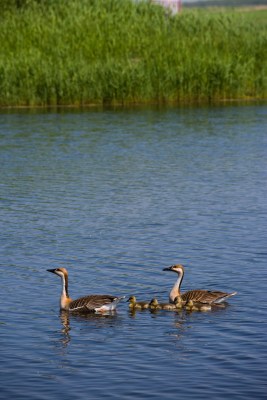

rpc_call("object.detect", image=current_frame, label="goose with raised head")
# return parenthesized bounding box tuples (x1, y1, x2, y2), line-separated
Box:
(163, 264, 237, 305)
(47, 268, 124, 313)
(127, 296, 150, 310)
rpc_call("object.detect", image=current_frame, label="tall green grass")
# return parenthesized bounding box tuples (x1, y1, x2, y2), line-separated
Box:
(0, 0, 266, 106)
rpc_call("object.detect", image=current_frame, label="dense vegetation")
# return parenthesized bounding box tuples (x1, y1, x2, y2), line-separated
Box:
(0, 0, 266, 106)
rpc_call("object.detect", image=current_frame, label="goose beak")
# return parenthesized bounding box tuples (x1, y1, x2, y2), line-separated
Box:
(163, 266, 173, 271)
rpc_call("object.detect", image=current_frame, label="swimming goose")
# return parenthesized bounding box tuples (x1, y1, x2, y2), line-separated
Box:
(163, 264, 237, 304)
(127, 296, 150, 310)
(47, 268, 124, 313)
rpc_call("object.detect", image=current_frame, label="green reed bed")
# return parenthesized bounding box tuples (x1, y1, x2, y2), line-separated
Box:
(0, 0, 266, 106)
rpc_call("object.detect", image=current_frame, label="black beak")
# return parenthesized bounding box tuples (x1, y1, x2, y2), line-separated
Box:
(47, 269, 56, 274)
(163, 266, 173, 271)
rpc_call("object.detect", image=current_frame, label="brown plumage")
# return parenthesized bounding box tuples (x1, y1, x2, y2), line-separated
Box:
(47, 267, 124, 313)
(163, 264, 237, 305)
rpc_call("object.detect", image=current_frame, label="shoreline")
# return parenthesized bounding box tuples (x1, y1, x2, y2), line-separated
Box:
(1, 98, 266, 111)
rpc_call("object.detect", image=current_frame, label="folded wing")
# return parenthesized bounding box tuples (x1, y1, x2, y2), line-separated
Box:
(181, 290, 237, 304)
(69, 295, 120, 312)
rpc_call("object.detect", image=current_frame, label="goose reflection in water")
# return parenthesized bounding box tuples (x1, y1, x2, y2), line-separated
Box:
(59, 309, 120, 347)
(60, 311, 71, 347)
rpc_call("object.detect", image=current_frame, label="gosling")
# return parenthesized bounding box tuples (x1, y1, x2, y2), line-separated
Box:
(185, 300, 211, 312)
(149, 298, 161, 310)
(160, 302, 178, 311)
(173, 296, 185, 310)
(149, 298, 182, 311)
(127, 296, 150, 310)
(161, 296, 185, 310)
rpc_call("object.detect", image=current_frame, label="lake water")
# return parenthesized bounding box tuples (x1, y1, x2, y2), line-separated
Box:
(0, 104, 266, 399)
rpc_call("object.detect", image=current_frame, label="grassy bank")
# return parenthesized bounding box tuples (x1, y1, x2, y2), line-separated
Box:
(0, 0, 266, 106)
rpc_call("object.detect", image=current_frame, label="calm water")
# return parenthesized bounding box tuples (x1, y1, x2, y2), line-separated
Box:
(0, 104, 266, 400)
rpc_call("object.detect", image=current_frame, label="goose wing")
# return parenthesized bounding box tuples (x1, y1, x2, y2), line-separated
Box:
(181, 290, 237, 304)
(69, 294, 120, 312)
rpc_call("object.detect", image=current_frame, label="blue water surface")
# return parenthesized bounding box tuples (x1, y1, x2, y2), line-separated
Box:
(0, 104, 266, 399)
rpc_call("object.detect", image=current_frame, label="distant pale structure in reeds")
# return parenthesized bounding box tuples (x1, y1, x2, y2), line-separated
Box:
(151, 0, 182, 13)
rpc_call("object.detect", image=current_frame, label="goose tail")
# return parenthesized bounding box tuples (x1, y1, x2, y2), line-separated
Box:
(95, 296, 125, 312)
(214, 291, 237, 304)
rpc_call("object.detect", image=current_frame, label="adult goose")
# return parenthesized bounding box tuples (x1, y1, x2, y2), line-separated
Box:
(163, 264, 237, 305)
(47, 268, 124, 313)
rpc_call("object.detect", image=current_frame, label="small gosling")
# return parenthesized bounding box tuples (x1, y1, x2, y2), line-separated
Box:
(196, 302, 212, 312)
(127, 296, 149, 310)
(185, 300, 197, 311)
(185, 300, 211, 312)
(174, 296, 185, 310)
(149, 298, 181, 311)
(160, 296, 185, 310)
(149, 298, 161, 310)
(159, 302, 177, 311)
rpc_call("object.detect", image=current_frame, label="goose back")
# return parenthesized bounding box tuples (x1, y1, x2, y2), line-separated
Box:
(181, 290, 236, 304)
(69, 295, 122, 312)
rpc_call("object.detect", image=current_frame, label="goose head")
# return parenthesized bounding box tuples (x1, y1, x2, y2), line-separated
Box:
(163, 264, 185, 274)
(47, 267, 68, 279)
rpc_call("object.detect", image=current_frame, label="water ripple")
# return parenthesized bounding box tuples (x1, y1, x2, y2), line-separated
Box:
(0, 105, 267, 399)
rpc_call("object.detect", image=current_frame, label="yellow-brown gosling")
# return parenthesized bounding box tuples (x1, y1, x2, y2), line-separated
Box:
(197, 302, 212, 312)
(149, 298, 161, 310)
(47, 268, 124, 313)
(158, 302, 178, 311)
(159, 296, 185, 310)
(163, 264, 237, 305)
(185, 300, 197, 311)
(185, 300, 211, 312)
(173, 296, 185, 310)
(127, 296, 150, 310)
(149, 298, 179, 311)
